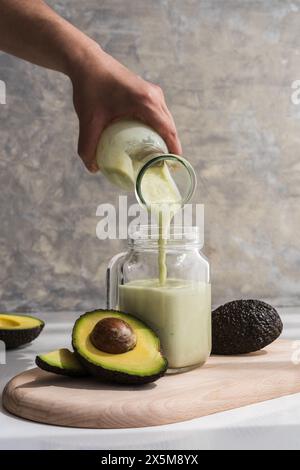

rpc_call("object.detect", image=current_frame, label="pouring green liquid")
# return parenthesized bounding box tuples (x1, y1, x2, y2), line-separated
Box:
(96, 119, 194, 285)
(139, 161, 182, 285)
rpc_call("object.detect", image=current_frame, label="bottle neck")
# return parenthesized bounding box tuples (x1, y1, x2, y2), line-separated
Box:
(135, 153, 197, 208)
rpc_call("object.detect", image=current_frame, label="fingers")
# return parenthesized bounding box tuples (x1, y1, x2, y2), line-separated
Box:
(76, 75, 182, 174)
(161, 104, 183, 155)
(141, 107, 182, 156)
(78, 115, 104, 173)
(137, 84, 182, 155)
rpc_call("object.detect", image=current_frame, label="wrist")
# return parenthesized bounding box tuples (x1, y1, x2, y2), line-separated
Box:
(65, 36, 106, 82)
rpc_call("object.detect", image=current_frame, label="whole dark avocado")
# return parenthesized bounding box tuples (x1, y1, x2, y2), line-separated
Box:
(212, 300, 283, 355)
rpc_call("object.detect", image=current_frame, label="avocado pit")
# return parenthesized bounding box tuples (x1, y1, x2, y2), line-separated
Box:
(90, 317, 137, 354)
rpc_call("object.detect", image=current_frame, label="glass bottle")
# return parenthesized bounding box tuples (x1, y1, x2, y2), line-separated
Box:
(96, 119, 196, 207)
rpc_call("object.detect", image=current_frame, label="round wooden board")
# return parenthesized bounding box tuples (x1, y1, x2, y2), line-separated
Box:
(3, 340, 300, 429)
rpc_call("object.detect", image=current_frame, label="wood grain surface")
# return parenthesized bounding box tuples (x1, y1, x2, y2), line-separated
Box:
(2, 340, 300, 429)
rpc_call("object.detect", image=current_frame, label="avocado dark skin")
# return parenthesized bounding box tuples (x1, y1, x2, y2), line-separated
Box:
(0, 328, 43, 349)
(35, 349, 88, 378)
(35, 356, 87, 377)
(212, 300, 283, 355)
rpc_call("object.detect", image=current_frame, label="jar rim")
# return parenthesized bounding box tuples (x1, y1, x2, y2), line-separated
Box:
(128, 225, 203, 248)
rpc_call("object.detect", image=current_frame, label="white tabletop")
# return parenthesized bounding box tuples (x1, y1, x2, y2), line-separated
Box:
(0, 309, 300, 450)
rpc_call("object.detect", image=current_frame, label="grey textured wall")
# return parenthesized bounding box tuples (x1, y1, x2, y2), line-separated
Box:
(0, 0, 299, 312)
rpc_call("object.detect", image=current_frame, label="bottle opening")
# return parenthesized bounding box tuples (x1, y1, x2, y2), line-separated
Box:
(135, 154, 197, 208)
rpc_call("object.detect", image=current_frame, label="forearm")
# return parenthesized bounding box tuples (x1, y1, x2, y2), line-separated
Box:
(0, 0, 99, 75)
(0, 0, 181, 170)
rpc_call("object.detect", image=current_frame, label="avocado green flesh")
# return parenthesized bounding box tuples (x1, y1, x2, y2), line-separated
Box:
(36, 349, 87, 377)
(0, 314, 43, 330)
(72, 310, 167, 383)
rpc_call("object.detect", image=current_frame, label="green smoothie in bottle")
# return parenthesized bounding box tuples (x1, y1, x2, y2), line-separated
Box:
(96, 119, 187, 284)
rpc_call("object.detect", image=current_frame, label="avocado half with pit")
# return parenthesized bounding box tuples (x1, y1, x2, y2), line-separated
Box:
(72, 310, 168, 385)
(36, 349, 88, 377)
(0, 314, 44, 349)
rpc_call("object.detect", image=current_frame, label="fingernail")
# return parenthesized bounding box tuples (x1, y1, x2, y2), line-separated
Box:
(87, 162, 99, 173)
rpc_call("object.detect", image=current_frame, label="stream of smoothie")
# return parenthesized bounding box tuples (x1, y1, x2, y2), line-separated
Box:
(138, 161, 182, 285)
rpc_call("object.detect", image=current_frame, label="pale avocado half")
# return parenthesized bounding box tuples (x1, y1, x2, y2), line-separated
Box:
(0, 313, 44, 349)
(72, 310, 168, 385)
(36, 348, 88, 377)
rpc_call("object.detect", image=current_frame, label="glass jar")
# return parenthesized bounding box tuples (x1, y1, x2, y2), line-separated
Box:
(96, 119, 196, 207)
(107, 226, 211, 372)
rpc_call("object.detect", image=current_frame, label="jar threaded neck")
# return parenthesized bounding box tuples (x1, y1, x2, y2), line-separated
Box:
(128, 225, 203, 249)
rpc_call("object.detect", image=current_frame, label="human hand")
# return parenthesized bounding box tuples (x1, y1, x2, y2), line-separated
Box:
(70, 44, 182, 173)
(0, 1, 181, 173)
